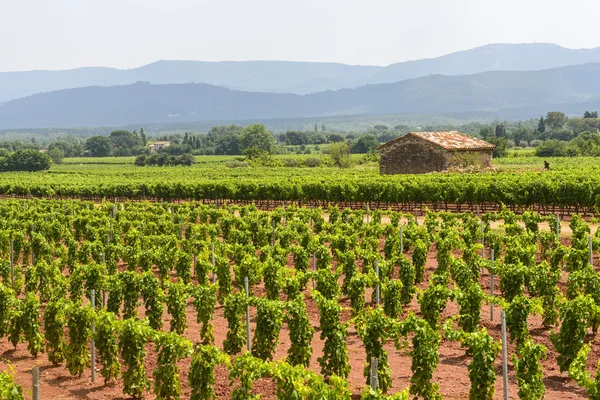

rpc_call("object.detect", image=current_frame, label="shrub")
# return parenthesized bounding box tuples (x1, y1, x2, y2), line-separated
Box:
(304, 157, 322, 168)
(226, 160, 250, 168)
(135, 153, 195, 166)
(535, 140, 568, 157)
(327, 142, 351, 168)
(0, 150, 51, 172)
(283, 158, 299, 168)
(530, 140, 542, 147)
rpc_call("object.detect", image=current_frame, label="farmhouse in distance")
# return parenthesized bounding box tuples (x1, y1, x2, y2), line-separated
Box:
(377, 131, 496, 175)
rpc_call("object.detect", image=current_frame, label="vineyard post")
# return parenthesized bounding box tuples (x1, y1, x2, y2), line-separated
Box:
(32, 366, 40, 400)
(244, 277, 251, 351)
(193, 231, 197, 277)
(501, 310, 509, 400)
(555, 215, 560, 237)
(375, 260, 380, 305)
(102, 252, 107, 307)
(481, 220, 485, 274)
(179, 215, 183, 239)
(481, 220, 485, 256)
(312, 253, 316, 289)
(9, 237, 14, 287)
(171, 208, 174, 224)
(490, 249, 495, 321)
(366, 202, 370, 224)
(590, 236, 594, 267)
(31, 224, 35, 266)
(91, 290, 96, 383)
(369, 357, 379, 389)
(400, 225, 403, 254)
(271, 220, 276, 247)
(211, 242, 216, 284)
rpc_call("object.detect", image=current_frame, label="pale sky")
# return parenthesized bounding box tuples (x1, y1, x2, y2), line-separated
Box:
(1, 0, 599, 72)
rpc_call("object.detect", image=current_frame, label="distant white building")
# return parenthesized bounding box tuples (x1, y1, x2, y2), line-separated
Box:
(148, 141, 171, 152)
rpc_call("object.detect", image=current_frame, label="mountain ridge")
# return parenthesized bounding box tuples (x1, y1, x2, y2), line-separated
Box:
(3, 43, 600, 101)
(1, 63, 600, 129)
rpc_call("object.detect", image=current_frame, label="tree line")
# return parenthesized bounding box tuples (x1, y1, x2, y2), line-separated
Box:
(1, 110, 598, 161)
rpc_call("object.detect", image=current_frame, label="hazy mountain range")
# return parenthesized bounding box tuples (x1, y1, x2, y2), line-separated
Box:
(1, 63, 600, 129)
(1, 43, 600, 129)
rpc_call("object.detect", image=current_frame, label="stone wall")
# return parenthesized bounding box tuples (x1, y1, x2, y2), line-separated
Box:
(379, 136, 493, 174)
(379, 136, 448, 174)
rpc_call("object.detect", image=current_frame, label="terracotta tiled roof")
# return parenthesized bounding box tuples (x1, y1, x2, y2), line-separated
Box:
(377, 131, 495, 152)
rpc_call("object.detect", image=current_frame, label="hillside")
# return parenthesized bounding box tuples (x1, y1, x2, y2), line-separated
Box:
(2, 43, 600, 102)
(1, 64, 599, 129)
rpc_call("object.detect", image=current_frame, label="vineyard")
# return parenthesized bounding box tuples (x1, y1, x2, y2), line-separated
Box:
(0, 157, 599, 212)
(1, 199, 600, 399)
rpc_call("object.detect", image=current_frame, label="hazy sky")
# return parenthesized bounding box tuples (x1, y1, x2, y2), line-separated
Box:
(1, 0, 599, 72)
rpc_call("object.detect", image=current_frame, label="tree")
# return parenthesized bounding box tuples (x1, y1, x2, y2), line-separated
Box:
(495, 124, 507, 138)
(352, 135, 379, 154)
(546, 112, 566, 131)
(327, 133, 345, 143)
(584, 111, 598, 119)
(48, 140, 84, 157)
(85, 136, 112, 157)
(109, 130, 143, 149)
(309, 133, 326, 144)
(371, 125, 389, 135)
(512, 127, 534, 147)
(327, 142, 351, 168)
(537, 116, 546, 134)
(240, 124, 275, 154)
(215, 133, 241, 155)
(485, 137, 508, 158)
(47, 148, 64, 164)
(479, 126, 494, 140)
(140, 128, 148, 145)
(281, 131, 309, 146)
(549, 129, 575, 141)
(0, 150, 51, 171)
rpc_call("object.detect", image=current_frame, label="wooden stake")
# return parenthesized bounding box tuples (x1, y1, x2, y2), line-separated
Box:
(501, 310, 509, 400)
(244, 277, 251, 351)
(369, 357, 379, 389)
(32, 366, 40, 400)
(91, 290, 96, 383)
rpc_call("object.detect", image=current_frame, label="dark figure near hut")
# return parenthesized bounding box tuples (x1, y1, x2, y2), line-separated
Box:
(544, 160, 550, 170)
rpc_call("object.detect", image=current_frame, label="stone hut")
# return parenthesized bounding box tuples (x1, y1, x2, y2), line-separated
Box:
(377, 131, 495, 175)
